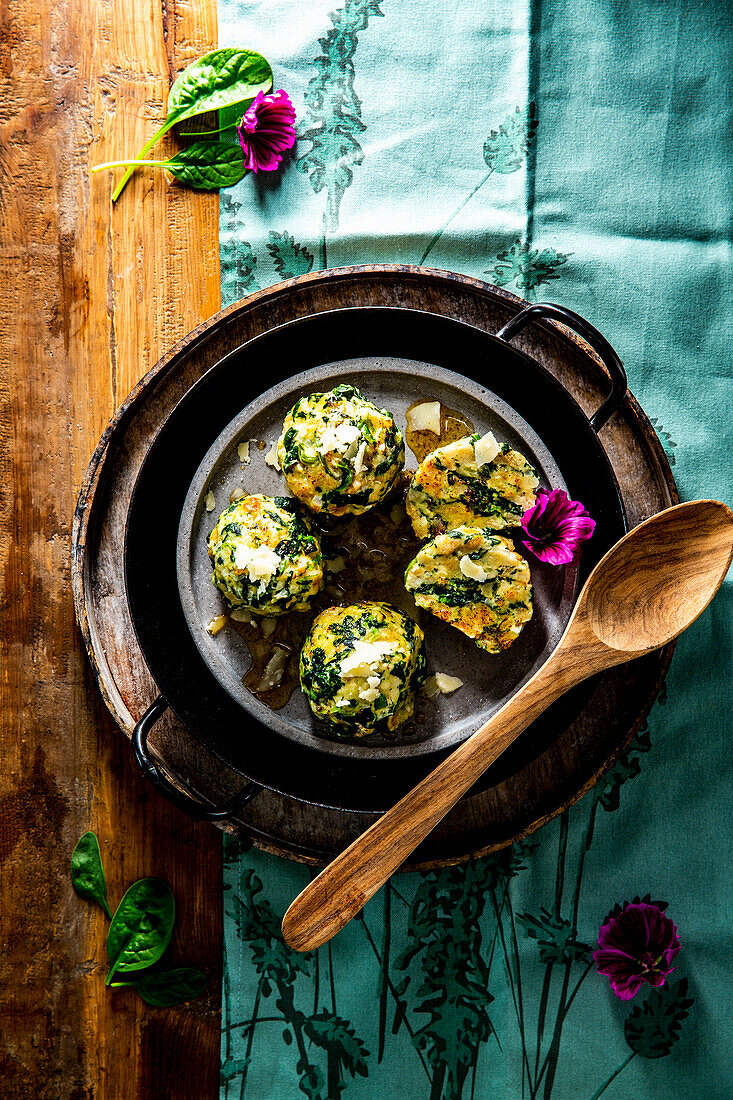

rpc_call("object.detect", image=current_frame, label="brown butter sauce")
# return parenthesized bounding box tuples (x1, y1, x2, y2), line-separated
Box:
(404, 400, 474, 463)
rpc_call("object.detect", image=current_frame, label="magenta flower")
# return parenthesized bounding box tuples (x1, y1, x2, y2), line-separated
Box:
(517, 488, 595, 565)
(594, 901, 681, 1000)
(237, 89, 296, 173)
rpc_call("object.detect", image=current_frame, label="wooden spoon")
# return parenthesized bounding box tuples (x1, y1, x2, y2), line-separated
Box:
(282, 500, 733, 952)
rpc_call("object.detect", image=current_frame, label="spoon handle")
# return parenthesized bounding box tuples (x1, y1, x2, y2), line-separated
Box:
(282, 645, 592, 952)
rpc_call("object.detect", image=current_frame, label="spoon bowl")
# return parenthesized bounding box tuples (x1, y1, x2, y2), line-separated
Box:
(585, 500, 733, 653)
(282, 500, 733, 953)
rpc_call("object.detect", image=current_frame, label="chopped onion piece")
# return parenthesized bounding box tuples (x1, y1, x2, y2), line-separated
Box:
(206, 614, 227, 636)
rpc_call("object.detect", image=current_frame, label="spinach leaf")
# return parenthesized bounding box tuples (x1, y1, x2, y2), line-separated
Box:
(95, 143, 247, 192)
(111, 967, 207, 1007)
(164, 142, 247, 189)
(167, 49, 272, 122)
(71, 832, 112, 919)
(106, 878, 175, 985)
(111, 48, 272, 202)
(416, 579, 484, 607)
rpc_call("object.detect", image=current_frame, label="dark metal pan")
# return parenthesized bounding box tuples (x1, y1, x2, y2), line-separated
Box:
(125, 304, 627, 815)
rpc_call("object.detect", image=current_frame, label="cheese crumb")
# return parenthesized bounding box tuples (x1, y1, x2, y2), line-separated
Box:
(325, 555, 346, 573)
(339, 640, 395, 678)
(204, 490, 216, 512)
(407, 401, 441, 435)
(255, 646, 289, 692)
(474, 431, 501, 468)
(320, 421, 362, 454)
(265, 442, 281, 470)
(460, 555, 489, 582)
(358, 686, 380, 703)
(237, 440, 251, 464)
(424, 672, 464, 696)
(352, 439, 368, 474)
(233, 542, 281, 585)
(434, 673, 464, 694)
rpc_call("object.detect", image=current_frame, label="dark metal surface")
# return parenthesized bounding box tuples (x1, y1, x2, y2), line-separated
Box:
(496, 302, 628, 432)
(125, 306, 627, 812)
(133, 697, 261, 820)
(178, 349, 575, 761)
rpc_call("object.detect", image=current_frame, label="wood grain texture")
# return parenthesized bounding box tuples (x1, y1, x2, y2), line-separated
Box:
(0, 0, 220, 1096)
(72, 267, 679, 871)
(282, 500, 733, 950)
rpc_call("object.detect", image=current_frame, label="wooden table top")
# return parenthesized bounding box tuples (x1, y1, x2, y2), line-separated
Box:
(1, 1, 222, 1095)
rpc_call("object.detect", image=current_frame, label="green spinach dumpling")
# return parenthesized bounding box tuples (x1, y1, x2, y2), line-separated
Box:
(277, 385, 405, 516)
(299, 602, 425, 735)
(207, 495, 323, 616)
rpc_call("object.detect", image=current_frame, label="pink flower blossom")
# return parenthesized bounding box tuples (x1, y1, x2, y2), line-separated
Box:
(237, 90, 296, 173)
(517, 488, 595, 565)
(594, 901, 681, 1000)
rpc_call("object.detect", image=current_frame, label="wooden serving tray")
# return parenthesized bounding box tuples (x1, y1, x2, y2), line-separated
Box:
(72, 266, 677, 868)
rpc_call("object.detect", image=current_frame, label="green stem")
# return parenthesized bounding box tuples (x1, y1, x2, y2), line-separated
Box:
(539, 963, 571, 1099)
(358, 913, 432, 1083)
(533, 963, 554, 1085)
(239, 976, 263, 1100)
(105, 931, 133, 987)
(562, 961, 593, 1022)
(377, 883, 392, 1062)
(105, 954, 124, 986)
(221, 1016, 284, 1033)
(419, 169, 493, 265)
(507, 892, 530, 1097)
(185, 122, 238, 137)
(555, 812, 569, 917)
(110, 118, 175, 202)
(490, 888, 533, 1092)
(328, 939, 337, 1014)
(93, 159, 173, 172)
(223, 935, 231, 1100)
(532, 813, 569, 1089)
(589, 1052, 636, 1100)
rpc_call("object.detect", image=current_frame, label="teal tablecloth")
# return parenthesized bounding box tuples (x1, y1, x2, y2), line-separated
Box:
(218, 2, 733, 1096)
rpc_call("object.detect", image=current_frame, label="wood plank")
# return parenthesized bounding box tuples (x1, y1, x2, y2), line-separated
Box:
(0, 0, 221, 1095)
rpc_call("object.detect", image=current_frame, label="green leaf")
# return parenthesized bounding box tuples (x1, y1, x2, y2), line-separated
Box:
(483, 103, 538, 173)
(71, 832, 112, 919)
(112, 48, 271, 201)
(106, 878, 175, 983)
(165, 142, 247, 190)
(220, 1057, 251, 1084)
(167, 49, 272, 124)
(517, 908, 593, 965)
(304, 1011, 370, 1078)
(487, 238, 569, 295)
(112, 967, 207, 1007)
(297, 0, 384, 232)
(395, 863, 498, 1090)
(267, 231, 314, 280)
(625, 978, 694, 1059)
(598, 723, 652, 812)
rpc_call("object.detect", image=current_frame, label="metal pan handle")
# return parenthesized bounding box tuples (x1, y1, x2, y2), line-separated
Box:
(133, 696, 261, 821)
(495, 302, 627, 433)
